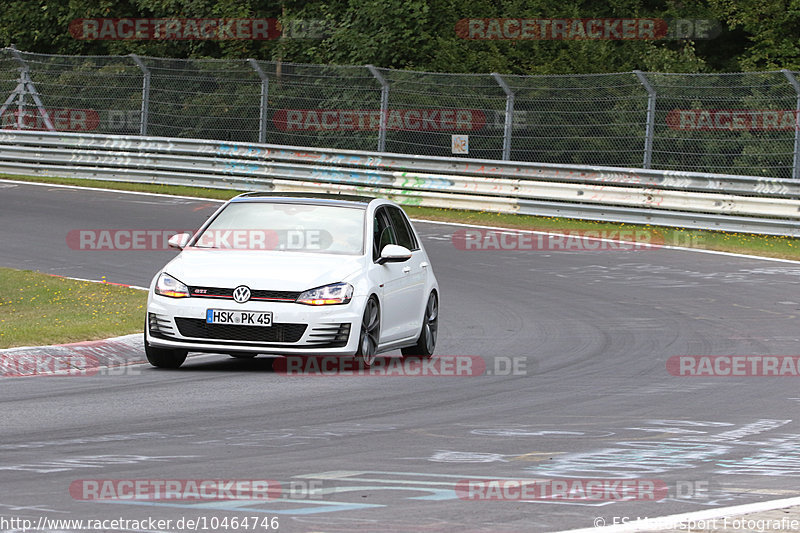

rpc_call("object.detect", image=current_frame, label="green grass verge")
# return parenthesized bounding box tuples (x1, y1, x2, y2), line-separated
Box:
(0, 268, 146, 349)
(2, 174, 799, 260)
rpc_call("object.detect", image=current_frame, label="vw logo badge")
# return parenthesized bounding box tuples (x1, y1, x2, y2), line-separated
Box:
(232, 285, 251, 303)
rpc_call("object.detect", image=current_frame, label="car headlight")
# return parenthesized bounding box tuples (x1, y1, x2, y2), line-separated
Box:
(296, 282, 353, 306)
(154, 272, 190, 298)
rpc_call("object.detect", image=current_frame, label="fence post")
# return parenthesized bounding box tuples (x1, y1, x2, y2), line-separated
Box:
(634, 70, 656, 169)
(3, 47, 55, 130)
(0, 61, 27, 129)
(130, 54, 150, 136)
(248, 59, 269, 144)
(367, 65, 389, 152)
(782, 69, 800, 180)
(491, 73, 515, 161)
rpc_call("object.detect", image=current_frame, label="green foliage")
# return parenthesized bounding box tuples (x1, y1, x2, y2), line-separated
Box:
(709, 0, 800, 70)
(0, 0, 795, 74)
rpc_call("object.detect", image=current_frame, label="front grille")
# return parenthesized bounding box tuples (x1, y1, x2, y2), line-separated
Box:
(189, 286, 300, 302)
(175, 318, 307, 343)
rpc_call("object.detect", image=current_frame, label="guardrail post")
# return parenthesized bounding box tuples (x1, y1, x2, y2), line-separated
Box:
(130, 54, 150, 136)
(367, 65, 389, 152)
(782, 69, 800, 180)
(634, 70, 656, 169)
(248, 59, 269, 144)
(491, 73, 515, 161)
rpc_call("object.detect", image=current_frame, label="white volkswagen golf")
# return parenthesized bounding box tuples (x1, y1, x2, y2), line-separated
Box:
(145, 193, 439, 369)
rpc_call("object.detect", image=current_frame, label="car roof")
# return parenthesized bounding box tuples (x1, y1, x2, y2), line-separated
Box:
(230, 192, 377, 208)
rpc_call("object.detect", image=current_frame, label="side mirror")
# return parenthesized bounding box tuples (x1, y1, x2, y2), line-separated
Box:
(377, 244, 412, 265)
(168, 232, 192, 250)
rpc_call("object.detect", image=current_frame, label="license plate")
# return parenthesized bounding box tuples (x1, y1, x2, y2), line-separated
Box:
(206, 309, 273, 326)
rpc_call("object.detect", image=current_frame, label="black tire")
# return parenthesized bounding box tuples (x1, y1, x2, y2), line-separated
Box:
(354, 296, 380, 367)
(145, 340, 187, 369)
(402, 291, 438, 358)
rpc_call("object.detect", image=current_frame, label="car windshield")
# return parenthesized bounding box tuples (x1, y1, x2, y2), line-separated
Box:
(191, 201, 365, 255)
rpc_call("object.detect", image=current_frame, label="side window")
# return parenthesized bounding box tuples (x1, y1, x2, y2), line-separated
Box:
(372, 208, 396, 261)
(386, 206, 418, 250)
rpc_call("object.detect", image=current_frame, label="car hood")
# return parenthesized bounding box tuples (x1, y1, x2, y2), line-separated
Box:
(162, 249, 365, 291)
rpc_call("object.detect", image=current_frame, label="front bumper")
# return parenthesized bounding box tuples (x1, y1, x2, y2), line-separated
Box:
(145, 294, 364, 355)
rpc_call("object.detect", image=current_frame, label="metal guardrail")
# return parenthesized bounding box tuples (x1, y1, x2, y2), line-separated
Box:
(0, 130, 798, 236)
(4, 48, 800, 179)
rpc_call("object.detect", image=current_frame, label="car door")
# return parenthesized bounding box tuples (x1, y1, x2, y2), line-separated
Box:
(384, 205, 428, 337)
(371, 207, 418, 343)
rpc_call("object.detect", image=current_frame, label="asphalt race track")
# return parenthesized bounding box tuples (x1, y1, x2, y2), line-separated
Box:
(2, 181, 800, 532)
